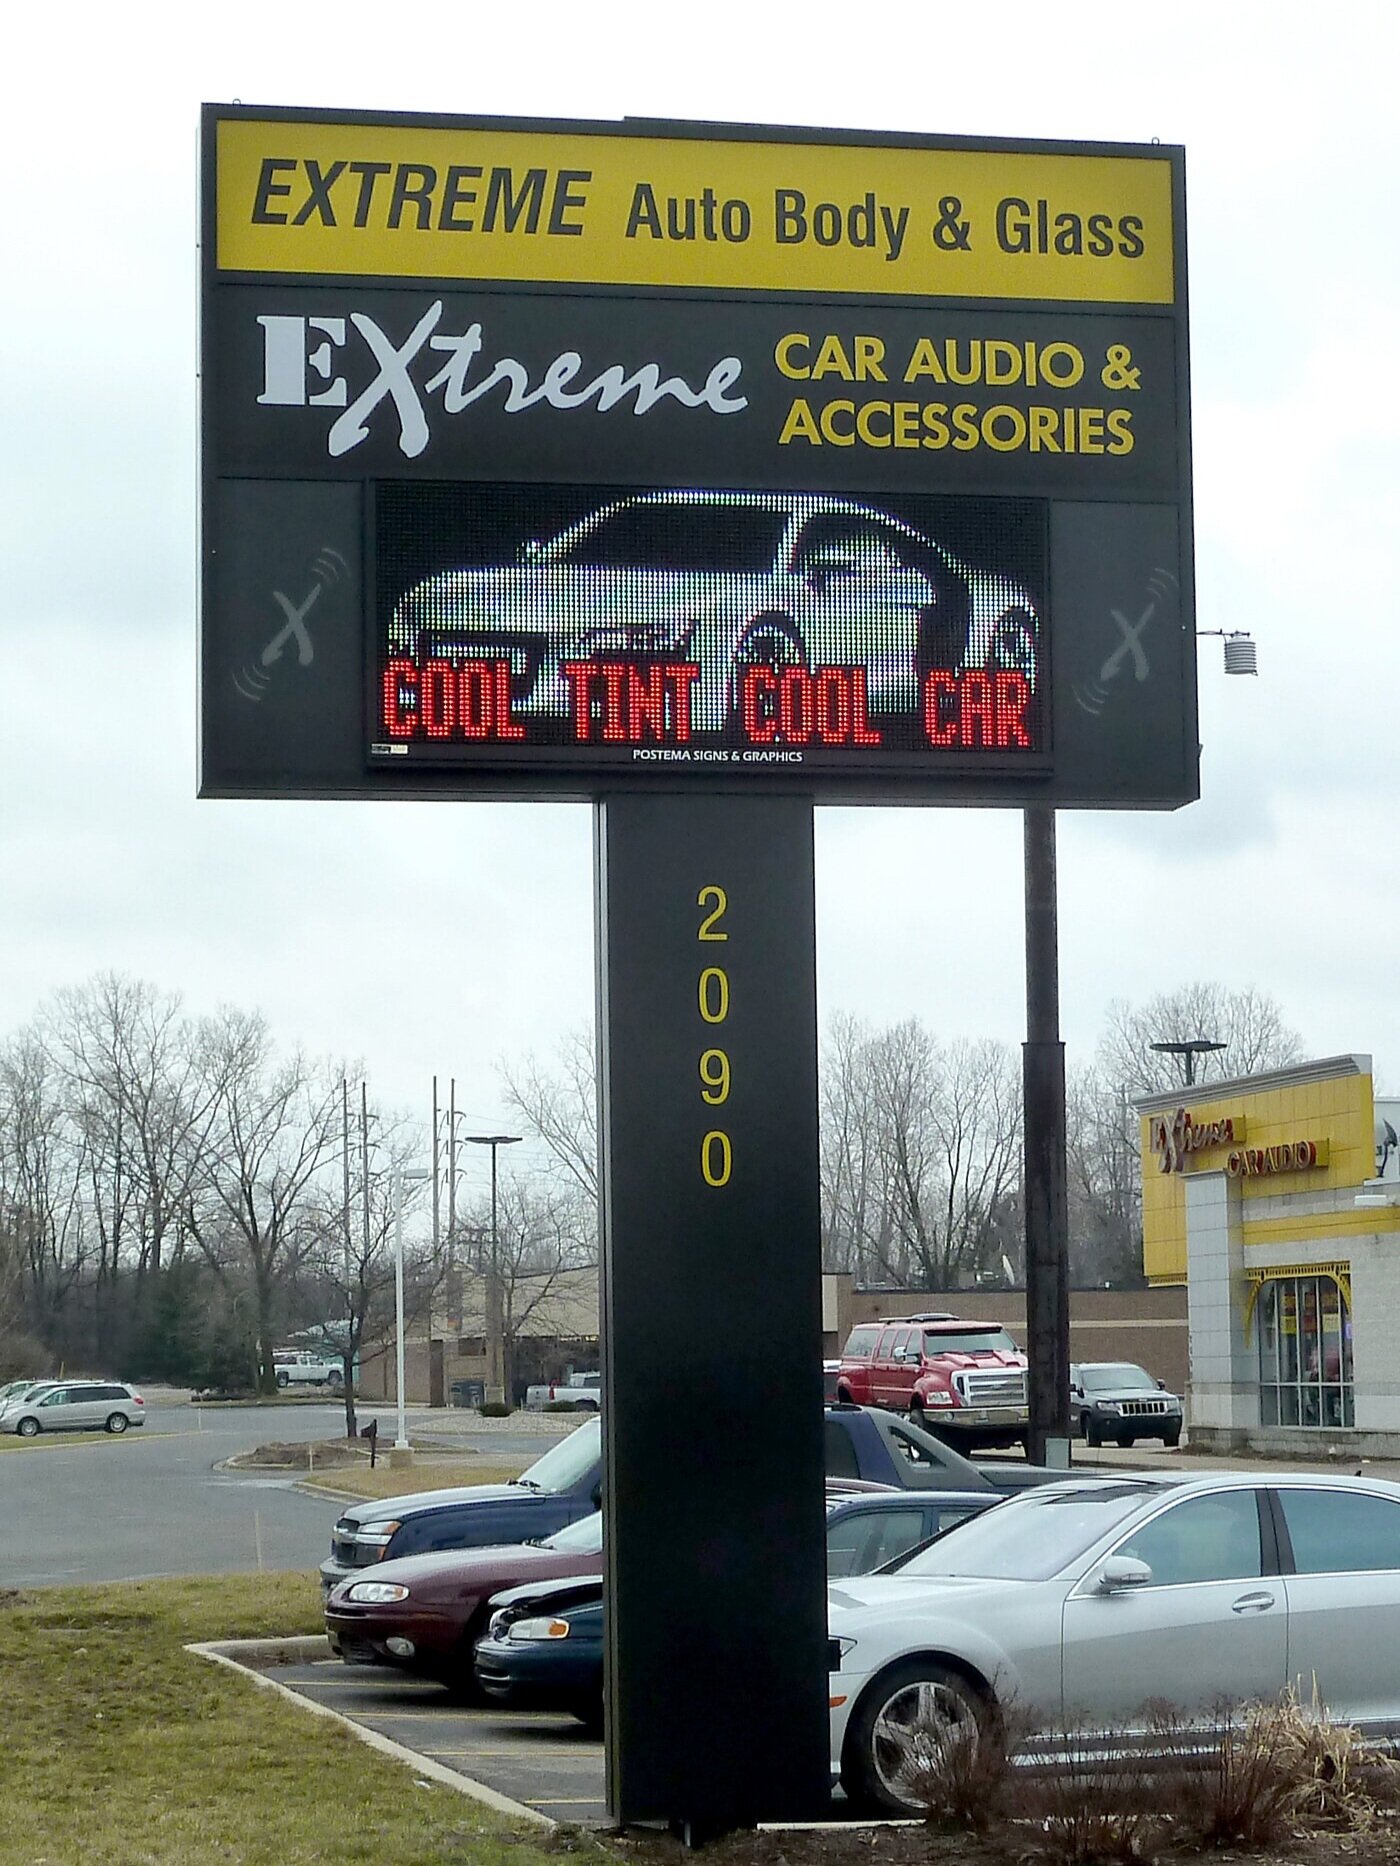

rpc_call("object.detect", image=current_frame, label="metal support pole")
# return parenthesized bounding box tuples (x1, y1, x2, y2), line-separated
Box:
(1023, 807, 1071, 1466)
(431, 1075, 440, 1264)
(393, 1170, 408, 1453)
(487, 1143, 503, 1405)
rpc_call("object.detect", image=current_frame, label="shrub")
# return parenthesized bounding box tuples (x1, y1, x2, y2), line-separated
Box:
(904, 1697, 1027, 1833)
(905, 1690, 1400, 1864)
(477, 1401, 512, 1418)
(1006, 1712, 1169, 1863)
(1168, 1691, 1400, 1848)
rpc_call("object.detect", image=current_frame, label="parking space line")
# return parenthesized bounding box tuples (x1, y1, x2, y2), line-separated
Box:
(426, 1745, 603, 1757)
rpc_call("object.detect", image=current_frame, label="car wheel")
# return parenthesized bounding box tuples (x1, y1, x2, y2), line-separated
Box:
(1120, 1434, 1136, 1448)
(17, 1417, 40, 1438)
(327, 1370, 343, 1389)
(727, 615, 804, 716)
(276, 1372, 289, 1389)
(1085, 1419, 1105, 1449)
(835, 1386, 855, 1406)
(845, 1659, 992, 1817)
(908, 1398, 926, 1431)
(1078, 1411, 1091, 1439)
(105, 1413, 130, 1434)
(571, 1701, 604, 1735)
(1163, 1426, 1182, 1448)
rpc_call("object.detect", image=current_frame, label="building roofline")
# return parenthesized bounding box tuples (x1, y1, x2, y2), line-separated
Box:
(1132, 1054, 1372, 1115)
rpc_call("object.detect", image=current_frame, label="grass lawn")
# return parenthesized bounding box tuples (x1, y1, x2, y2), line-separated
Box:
(0, 1572, 573, 1866)
(301, 1459, 528, 1501)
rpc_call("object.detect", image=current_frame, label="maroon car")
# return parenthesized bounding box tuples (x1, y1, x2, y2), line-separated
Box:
(325, 1510, 603, 1690)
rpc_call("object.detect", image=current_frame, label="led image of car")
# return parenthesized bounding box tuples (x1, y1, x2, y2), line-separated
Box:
(386, 491, 1040, 735)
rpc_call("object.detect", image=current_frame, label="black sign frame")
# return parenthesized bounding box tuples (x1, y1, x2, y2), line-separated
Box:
(199, 104, 1197, 810)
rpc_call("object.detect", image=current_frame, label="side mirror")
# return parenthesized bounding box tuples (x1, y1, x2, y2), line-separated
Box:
(1157, 1380, 1168, 1391)
(1098, 1556, 1152, 1593)
(1071, 1384, 1084, 1398)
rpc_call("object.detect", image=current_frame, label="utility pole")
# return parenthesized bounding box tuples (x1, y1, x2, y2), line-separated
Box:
(466, 1133, 522, 1407)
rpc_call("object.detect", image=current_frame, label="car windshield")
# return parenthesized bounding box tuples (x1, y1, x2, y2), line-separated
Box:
(541, 1511, 603, 1553)
(923, 1328, 1017, 1355)
(1080, 1365, 1157, 1392)
(517, 1417, 601, 1493)
(893, 1484, 1164, 1581)
(543, 500, 790, 572)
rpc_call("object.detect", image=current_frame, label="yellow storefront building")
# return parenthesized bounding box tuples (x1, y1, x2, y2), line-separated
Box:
(1137, 1055, 1400, 1454)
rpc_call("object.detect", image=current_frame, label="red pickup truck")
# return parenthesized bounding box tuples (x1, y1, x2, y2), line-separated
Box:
(833, 1312, 1030, 1451)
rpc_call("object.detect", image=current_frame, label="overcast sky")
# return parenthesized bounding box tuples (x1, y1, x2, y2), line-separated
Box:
(2, 0, 1395, 1172)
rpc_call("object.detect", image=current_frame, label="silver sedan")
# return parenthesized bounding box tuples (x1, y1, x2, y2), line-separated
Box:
(828, 1471, 1400, 1814)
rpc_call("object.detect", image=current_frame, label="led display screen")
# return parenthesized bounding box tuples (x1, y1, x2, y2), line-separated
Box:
(370, 483, 1047, 780)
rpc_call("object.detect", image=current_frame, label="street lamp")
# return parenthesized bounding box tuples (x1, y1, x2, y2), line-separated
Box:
(1150, 1038, 1227, 1088)
(465, 1134, 522, 1406)
(392, 1165, 431, 1455)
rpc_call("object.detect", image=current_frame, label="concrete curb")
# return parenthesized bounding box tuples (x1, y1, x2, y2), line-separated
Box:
(186, 1637, 554, 1828)
(294, 1478, 367, 1503)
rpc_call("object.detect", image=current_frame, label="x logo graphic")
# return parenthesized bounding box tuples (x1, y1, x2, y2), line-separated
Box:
(1100, 601, 1154, 683)
(262, 583, 322, 668)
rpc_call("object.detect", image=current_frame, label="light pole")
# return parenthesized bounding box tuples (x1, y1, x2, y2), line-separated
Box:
(1150, 1038, 1227, 1088)
(465, 1134, 522, 1406)
(392, 1165, 431, 1459)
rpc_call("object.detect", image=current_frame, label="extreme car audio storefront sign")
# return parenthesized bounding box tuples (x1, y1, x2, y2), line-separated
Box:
(200, 109, 1192, 805)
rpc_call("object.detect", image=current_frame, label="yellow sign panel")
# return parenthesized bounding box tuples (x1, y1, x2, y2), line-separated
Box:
(215, 120, 1175, 305)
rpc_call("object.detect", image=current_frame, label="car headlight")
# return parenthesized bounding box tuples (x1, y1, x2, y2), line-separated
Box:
(1097, 1401, 1122, 1413)
(346, 1582, 411, 1604)
(507, 1616, 572, 1642)
(356, 1521, 401, 1555)
(828, 1637, 856, 1672)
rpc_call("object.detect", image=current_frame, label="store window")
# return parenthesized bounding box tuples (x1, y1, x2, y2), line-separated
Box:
(1257, 1275, 1353, 1428)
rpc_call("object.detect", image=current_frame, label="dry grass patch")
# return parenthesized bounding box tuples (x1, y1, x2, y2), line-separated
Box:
(309, 1458, 528, 1500)
(0, 1572, 568, 1866)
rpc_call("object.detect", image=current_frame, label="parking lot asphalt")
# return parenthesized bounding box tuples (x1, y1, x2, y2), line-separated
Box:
(252, 1653, 609, 1825)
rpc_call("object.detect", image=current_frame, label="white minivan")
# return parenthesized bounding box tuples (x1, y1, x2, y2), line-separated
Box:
(0, 1380, 145, 1436)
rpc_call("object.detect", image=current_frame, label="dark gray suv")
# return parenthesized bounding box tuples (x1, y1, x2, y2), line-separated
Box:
(1070, 1362, 1183, 1447)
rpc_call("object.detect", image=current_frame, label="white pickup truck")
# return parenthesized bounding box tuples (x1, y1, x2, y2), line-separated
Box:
(273, 1351, 344, 1390)
(524, 1371, 600, 1411)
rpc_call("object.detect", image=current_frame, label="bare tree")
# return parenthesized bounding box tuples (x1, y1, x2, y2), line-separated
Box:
(0, 1029, 92, 1350)
(1097, 983, 1304, 1096)
(43, 975, 225, 1359)
(820, 1012, 887, 1274)
(500, 1027, 599, 1205)
(1065, 1066, 1144, 1288)
(454, 1173, 596, 1402)
(821, 1016, 1022, 1290)
(299, 1088, 429, 1437)
(191, 1010, 342, 1394)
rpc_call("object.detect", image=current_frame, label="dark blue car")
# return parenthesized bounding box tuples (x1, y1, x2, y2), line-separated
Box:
(472, 1488, 998, 1721)
(319, 1418, 602, 1595)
